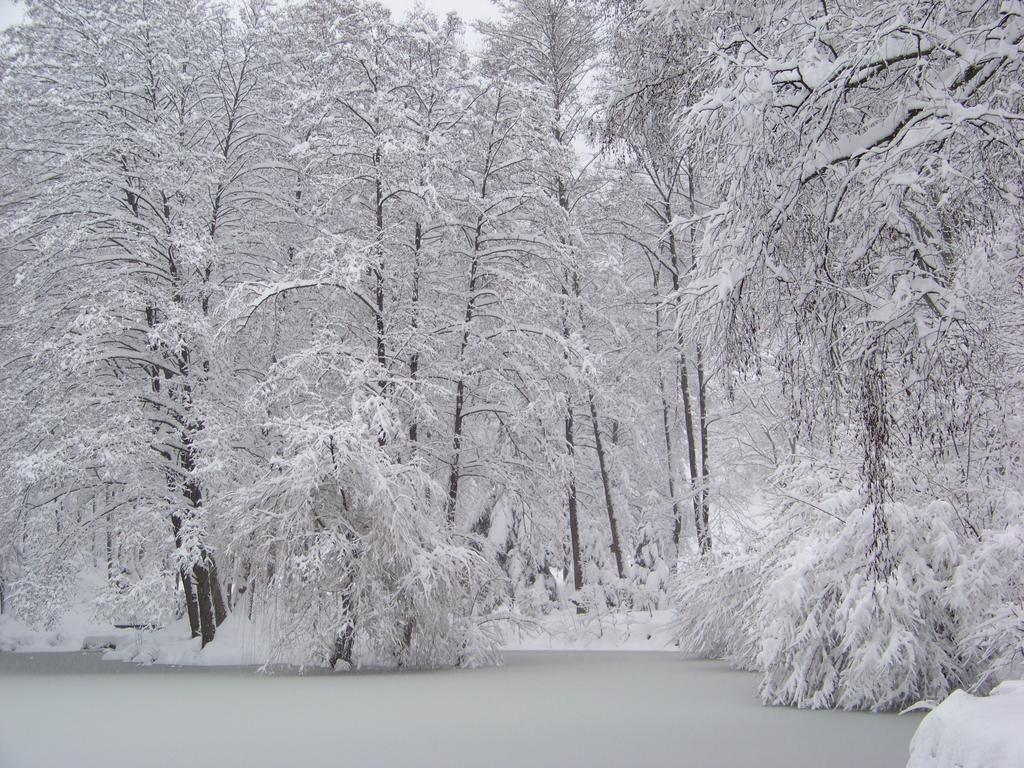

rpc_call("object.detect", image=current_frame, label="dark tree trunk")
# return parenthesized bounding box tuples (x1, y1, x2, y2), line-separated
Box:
(661, 377, 682, 549)
(233, 558, 252, 612)
(171, 512, 200, 639)
(192, 560, 216, 648)
(555, 158, 587, 608)
(565, 403, 584, 608)
(181, 474, 225, 639)
(373, 149, 388, 411)
(588, 392, 624, 578)
(445, 218, 484, 526)
(695, 344, 711, 555)
(401, 619, 415, 660)
(655, 292, 682, 550)
(409, 221, 422, 445)
(558, 255, 585, 609)
(680, 355, 706, 553)
(863, 348, 894, 578)
(329, 623, 356, 669)
(183, 420, 213, 646)
(686, 168, 711, 556)
(445, 376, 466, 527)
(106, 526, 114, 583)
(664, 208, 703, 553)
(247, 576, 256, 621)
(208, 553, 228, 626)
(329, 546, 358, 669)
(181, 573, 200, 639)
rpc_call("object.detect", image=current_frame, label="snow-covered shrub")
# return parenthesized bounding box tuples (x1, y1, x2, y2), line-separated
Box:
(214, 348, 504, 669)
(93, 565, 180, 630)
(674, 465, 976, 710)
(3, 555, 78, 630)
(759, 501, 963, 710)
(672, 547, 761, 670)
(953, 521, 1024, 691)
(514, 574, 557, 617)
(1, 501, 81, 629)
(233, 455, 503, 669)
(630, 521, 670, 611)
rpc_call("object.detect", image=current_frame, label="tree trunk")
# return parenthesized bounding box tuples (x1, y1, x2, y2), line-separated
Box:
(181, 574, 200, 639)
(171, 512, 200, 639)
(655, 291, 682, 550)
(208, 553, 228, 626)
(588, 392, 624, 579)
(445, 375, 466, 527)
(695, 344, 711, 555)
(445, 218, 484, 526)
(105, 526, 114, 583)
(680, 355, 706, 553)
(329, 545, 358, 669)
(686, 167, 711, 556)
(329, 623, 356, 669)
(192, 560, 216, 648)
(862, 348, 894, 578)
(408, 220, 422, 445)
(565, 403, 584, 608)
(181, 474, 225, 638)
(372, 146, 389, 421)
(663, 207, 703, 553)
(661, 375, 682, 549)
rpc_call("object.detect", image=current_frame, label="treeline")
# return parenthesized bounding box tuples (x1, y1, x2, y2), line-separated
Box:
(0, 0, 1021, 705)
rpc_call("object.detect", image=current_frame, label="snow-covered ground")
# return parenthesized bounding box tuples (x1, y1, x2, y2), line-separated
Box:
(0, 600, 114, 653)
(0, 608, 679, 665)
(0, 650, 920, 768)
(907, 681, 1024, 768)
(502, 608, 678, 651)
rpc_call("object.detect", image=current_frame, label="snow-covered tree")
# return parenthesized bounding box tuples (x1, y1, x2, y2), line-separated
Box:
(662, 0, 1024, 707)
(2, 0, 1020, 696)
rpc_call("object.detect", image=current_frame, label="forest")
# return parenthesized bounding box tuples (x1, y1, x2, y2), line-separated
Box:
(0, 0, 1021, 716)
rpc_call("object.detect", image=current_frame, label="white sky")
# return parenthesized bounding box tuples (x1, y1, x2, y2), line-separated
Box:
(0, 0, 499, 30)
(380, 0, 499, 22)
(0, 0, 23, 29)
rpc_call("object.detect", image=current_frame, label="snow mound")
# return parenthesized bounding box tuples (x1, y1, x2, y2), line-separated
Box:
(0, 607, 110, 653)
(103, 614, 285, 666)
(0, 615, 42, 652)
(907, 681, 1024, 768)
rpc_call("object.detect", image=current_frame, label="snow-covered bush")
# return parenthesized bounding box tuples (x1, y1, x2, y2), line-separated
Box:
(953, 522, 1024, 691)
(758, 500, 963, 710)
(93, 565, 180, 630)
(673, 452, 991, 709)
(228, 453, 504, 669)
(630, 521, 671, 611)
(212, 344, 504, 669)
(658, 0, 1024, 712)
(672, 547, 760, 670)
(673, 474, 1023, 710)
